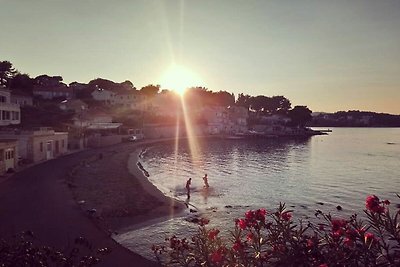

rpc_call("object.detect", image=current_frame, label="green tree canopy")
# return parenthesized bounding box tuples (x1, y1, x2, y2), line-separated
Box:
(9, 73, 34, 93)
(140, 84, 160, 97)
(288, 105, 312, 127)
(236, 93, 251, 109)
(0, 60, 18, 87)
(34, 75, 64, 87)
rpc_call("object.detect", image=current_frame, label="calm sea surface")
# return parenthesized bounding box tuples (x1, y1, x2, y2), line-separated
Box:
(115, 128, 400, 259)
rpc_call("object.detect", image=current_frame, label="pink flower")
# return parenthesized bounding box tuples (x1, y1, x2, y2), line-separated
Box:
(332, 230, 343, 239)
(331, 219, 347, 232)
(383, 199, 390, 205)
(343, 237, 354, 247)
(255, 208, 267, 221)
(281, 211, 292, 221)
(246, 233, 254, 242)
(199, 218, 210, 226)
(366, 195, 385, 213)
(208, 229, 220, 240)
(364, 232, 376, 243)
(236, 219, 247, 229)
(245, 210, 254, 220)
(345, 228, 357, 240)
(232, 241, 243, 251)
(319, 264, 328, 267)
(211, 250, 223, 264)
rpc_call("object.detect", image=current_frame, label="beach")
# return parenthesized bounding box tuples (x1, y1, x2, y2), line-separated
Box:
(69, 140, 187, 235)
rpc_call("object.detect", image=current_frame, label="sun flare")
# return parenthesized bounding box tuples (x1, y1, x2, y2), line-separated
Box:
(160, 64, 202, 95)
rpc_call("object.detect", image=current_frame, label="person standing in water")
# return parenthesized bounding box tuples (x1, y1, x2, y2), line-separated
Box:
(203, 174, 209, 188)
(186, 178, 192, 198)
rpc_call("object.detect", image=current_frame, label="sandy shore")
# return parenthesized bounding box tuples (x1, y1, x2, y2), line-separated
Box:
(68, 140, 187, 235)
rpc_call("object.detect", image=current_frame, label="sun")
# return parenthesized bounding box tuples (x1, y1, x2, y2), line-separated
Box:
(160, 64, 202, 95)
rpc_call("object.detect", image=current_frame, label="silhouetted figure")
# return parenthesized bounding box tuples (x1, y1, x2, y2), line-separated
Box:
(203, 173, 209, 188)
(186, 178, 192, 198)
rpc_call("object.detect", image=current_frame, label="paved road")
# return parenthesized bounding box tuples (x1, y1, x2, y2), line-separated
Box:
(0, 144, 158, 267)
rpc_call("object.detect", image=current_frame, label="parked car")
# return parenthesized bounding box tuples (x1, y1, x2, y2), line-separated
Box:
(128, 135, 138, 142)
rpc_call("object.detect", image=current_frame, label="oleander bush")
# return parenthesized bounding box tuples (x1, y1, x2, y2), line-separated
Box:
(153, 195, 400, 266)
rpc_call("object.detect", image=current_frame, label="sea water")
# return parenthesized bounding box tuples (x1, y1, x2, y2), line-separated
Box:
(115, 128, 400, 260)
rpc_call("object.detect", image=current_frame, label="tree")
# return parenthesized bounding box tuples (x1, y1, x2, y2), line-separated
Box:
(270, 95, 291, 115)
(213, 91, 235, 107)
(34, 75, 64, 87)
(236, 93, 251, 109)
(121, 80, 135, 90)
(9, 73, 34, 94)
(88, 78, 116, 90)
(288, 105, 312, 127)
(0, 60, 17, 87)
(249, 95, 269, 113)
(140, 84, 160, 98)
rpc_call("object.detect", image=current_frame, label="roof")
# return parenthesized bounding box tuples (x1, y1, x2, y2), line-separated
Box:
(0, 139, 18, 143)
(87, 123, 122, 130)
(11, 89, 33, 97)
(33, 85, 73, 93)
(97, 87, 139, 96)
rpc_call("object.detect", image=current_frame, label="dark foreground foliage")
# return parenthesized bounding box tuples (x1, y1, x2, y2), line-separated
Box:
(0, 231, 110, 266)
(153, 195, 400, 266)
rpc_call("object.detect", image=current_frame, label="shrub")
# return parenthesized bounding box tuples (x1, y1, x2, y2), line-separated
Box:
(0, 231, 110, 266)
(153, 195, 400, 266)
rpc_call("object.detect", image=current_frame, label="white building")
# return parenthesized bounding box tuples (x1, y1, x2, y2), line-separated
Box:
(0, 128, 68, 163)
(91, 88, 144, 111)
(11, 90, 34, 107)
(202, 106, 230, 135)
(59, 99, 88, 113)
(228, 106, 249, 134)
(33, 85, 74, 100)
(0, 88, 21, 126)
(0, 139, 18, 174)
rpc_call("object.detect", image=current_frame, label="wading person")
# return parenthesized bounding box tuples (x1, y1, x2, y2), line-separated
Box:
(186, 178, 192, 198)
(203, 173, 209, 188)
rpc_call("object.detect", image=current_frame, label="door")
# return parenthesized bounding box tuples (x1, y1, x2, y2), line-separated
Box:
(55, 140, 59, 155)
(46, 141, 53, 160)
(4, 149, 15, 171)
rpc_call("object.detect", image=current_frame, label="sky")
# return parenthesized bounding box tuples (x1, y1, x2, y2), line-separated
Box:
(1, 0, 400, 114)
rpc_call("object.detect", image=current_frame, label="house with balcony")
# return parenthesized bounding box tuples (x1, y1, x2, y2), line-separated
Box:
(227, 106, 249, 134)
(202, 106, 231, 135)
(0, 88, 21, 126)
(11, 90, 34, 107)
(59, 99, 88, 114)
(91, 88, 144, 111)
(33, 84, 74, 100)
(201, 106, 249, 135)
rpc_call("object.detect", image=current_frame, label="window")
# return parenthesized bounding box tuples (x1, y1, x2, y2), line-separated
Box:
(0, 149, 4, 161)
(40, 142, 43, 152)
(62, 139, 65, 148)
(2, 111, 10, 120)
(0, 96, 6, 103)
